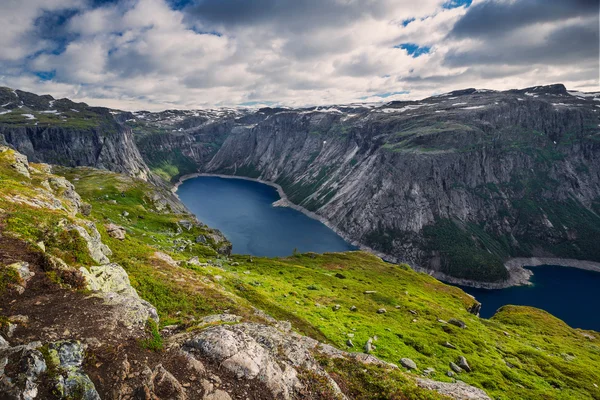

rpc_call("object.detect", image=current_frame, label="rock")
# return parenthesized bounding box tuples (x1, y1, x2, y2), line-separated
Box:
(0, 334, 9, 349)
(449, 362, 463, 373)
(400, 358, 417, 370)
(122, 211, 129, 217)
(364, 338, 374, 353)
(468, 302, 482, 316)
(108, 199, 117, 205)
(67, 221, 112, 264)
(48, 176, 82, 215)
(143, 364, 187, 400)
(204, 389, 232, 400)
(207, 231, 232, 255)
(332, 304, 341, 311)
(376, 308, 387, 314)
(10, 149, 31, 178)
(346, 339, 354, 347)
(446, 370, 455, 377)
(423, 367, 435, 375)
(80, 263, 159, 328)
(105, 223, 126, 240)
(364, 290, 376, 294)
(442, 342, 457, 349)
(36, 241, 45, 252)
(448, 319, 466, 328)
(183, 323, 346, 400)
(350, 305, 357, 312)
(334, 273, 346, 279)
(80, 203, 92, 216)
(179, 220, 194, 230)
(6, 262, 35, 294)
(417, 378, 491, 399)
(49, 341, 101, 400)
(196, 234, 207, 244)
(457, 356, 472, 372)
(409, 309, 418, 315)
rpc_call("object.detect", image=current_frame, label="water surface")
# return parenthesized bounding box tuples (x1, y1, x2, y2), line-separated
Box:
(177, 176, 356, 257)
(461, 265, 600, 331)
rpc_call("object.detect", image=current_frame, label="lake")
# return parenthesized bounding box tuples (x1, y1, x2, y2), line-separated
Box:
(461, 265, 600, 331)
(176, 176, 356, 257)
(178, 176, 600, 332)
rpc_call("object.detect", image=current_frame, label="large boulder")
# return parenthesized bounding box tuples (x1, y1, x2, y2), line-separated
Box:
(105, 223, 126, 240)
(64, 221, 112, 265)
(80, 263, 158, 329)
(183, 323, 347, 400)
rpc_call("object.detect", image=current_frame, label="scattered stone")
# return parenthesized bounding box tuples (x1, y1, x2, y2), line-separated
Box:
(446, 370, 455, 377)
(36, 241, 46, 252)
(332, 304, 341, 311)
(50, 340, 101, 400)
(438, 319, 448, 324)
(449, 362, 463, 373)
(0, 334, 9, 349)
(66, 221, 112, 264)
(409, 309, 418, 315)
(442, 342, 457, 349)
(108, 200, 117, 205)
(468, 302, 482, 316)
(457, 356, 472, 372)
(364, 290, 376, 294)
(364, 338, 374, 353)
(334, 273, 346, 279)
(122, 211, 129, 217)
(376, 308, 387, 314)
(179, 220, 194, 230)
(346, 339, 354, 347)
(400, 358, 417, 370)
(423, 368, 435, 375)
(350, 305, 357, 312)
(105, 223, 126, 240)
(449, 319, 466, 328)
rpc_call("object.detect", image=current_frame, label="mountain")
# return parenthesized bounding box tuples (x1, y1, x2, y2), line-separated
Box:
(122, 84, 600, 286)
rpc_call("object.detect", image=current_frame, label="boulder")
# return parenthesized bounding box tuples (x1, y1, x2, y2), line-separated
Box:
(417, 378, 491, 399)
(400, 358, 417, 370)
(457, 356, 472, 372)
(468, 302, 482, 316)
(376, 308, 387, 314)
(179, 220, 194, 230)
(449, 362, 463, 373)
(47, 176, 82, 215)
(196, 235, 207, 244)
(105, 223, 126, 240)
(67, 221, 112, 264)
(80, 263, 158, 328)
(49, 341, 101, 400)
(442, 342, 457, 349)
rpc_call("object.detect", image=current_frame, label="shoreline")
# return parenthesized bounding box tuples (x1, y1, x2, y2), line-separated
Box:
(173, 173, 600, 289)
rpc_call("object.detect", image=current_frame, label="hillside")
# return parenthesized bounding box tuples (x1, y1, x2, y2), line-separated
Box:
(0, 142, 599, 398)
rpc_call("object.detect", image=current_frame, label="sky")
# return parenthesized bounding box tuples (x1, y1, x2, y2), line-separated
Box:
(0, 0, 598, 111)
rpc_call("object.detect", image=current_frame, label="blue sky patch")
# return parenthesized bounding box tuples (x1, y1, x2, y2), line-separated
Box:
(402, 18, 415, 27)
(395, 43, 431, 57)
(35, 71, 56, 81)
(443, 0, 472, 9)
(359, 91, 410, 100)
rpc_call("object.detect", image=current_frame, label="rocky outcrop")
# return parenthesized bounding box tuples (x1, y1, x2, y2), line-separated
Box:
(63, 220, 112, 265)
(79, 263, 159, 329)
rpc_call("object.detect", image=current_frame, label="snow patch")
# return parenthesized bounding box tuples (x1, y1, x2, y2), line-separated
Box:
(22, 114, 36, 120)
(451, 102, 467, 106)
(461, 105, 486, 110)
(0, 110, 11, 115)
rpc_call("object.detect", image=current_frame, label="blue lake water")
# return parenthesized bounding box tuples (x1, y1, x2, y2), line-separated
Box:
(178, 176, 600, 332)
(176, 176, 356, 257)
(461, 266, 600, 331)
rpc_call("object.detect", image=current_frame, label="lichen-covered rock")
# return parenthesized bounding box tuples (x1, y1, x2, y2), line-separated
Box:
(64, 220, 112, 264)
(80, 263, 158, 328)
(0, 146, 32, 178)
(183, 323, 347, 400)
(105, 223, 126, 240)
(47, 176, 82, 215)
(207, 231, 232, 255)
(417, 378, 491, 400)
(48, 341, 101, 400)
(5, 262, 34, 294)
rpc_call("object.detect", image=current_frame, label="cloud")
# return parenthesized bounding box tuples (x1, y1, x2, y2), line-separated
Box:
(0, 0, 597, 111)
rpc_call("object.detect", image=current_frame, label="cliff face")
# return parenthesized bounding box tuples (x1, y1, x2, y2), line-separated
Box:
(132, 85, 600, 283)
(0, 88, 150, 181)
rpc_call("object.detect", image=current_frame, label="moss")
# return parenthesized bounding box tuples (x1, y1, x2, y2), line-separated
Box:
(139, 319, 164, 351)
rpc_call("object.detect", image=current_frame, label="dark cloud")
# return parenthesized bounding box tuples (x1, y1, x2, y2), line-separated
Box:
(183, 0, 390, 32)
(445, 18, 599, 67)
(450, 0, 598, 39)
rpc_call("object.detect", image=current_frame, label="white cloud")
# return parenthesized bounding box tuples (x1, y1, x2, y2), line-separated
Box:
(0, 0, 597, 111)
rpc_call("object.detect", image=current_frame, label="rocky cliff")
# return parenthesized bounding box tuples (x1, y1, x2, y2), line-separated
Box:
(127, 84, 600, 284)
(0, 88, 150, 181)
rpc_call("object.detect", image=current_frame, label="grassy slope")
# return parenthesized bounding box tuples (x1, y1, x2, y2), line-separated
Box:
(0, 154, 598, 399)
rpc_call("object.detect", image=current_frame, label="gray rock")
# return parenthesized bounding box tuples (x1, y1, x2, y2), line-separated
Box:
(423, 367, 435, 375)
(449, 362, 463, 373)
(332, 304, 341, 311)
(122, 211, 129, 217)
(50, 341, 101, 400)
(364, 338, 373, 354)
(468, 302, 482, 316)
(80, 263, 159, 328)
(442, 341, 457, 349)
(417, 378, 491, 399)
(457, 356, 472, 372)
(66, 221, 112, 264)
(376, 308, 387, 314)
(48, 176, 82, 215)
(179, 220, 194, 230)
(196, 234, 207, 244)
(350, 305, 357, 312)
(346, 339, 354, 348)
(448, 319, 466, 329)
(400, 358, 417, 370)
(446, 370, 455, 377)
(0, 334, 9, 349)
